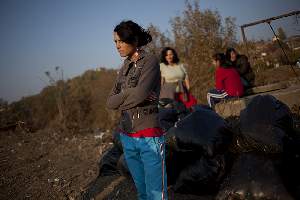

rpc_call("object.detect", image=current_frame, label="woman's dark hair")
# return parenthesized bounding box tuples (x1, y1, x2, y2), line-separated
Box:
(225, 47, 240, 67)
(225, 47, 238, 61)
(114, 20, 152, 47)
(160, 47, 180, 65)
(213, 53, 226, 66)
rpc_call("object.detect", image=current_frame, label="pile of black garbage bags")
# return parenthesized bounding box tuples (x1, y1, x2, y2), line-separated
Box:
(98, 95, 300, 199)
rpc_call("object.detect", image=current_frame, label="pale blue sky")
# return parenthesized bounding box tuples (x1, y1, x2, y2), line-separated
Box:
(0, 0, 299, 102)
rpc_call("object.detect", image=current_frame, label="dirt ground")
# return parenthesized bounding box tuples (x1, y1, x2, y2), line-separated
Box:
(1, 66, 300, 200)
(0, 128, 105, 200)
(1, 114, 299, 200)
(0, 128, 214, 200)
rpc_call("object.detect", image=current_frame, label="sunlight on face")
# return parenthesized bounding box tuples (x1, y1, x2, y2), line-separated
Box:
(212, 59, 217, 67)
(230, 51, 237, 62)
(165, 50, 174, 65)
(113, 32, 136, 58)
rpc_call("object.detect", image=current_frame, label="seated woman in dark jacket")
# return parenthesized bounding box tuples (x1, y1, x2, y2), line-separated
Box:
(207, 53, 244, 108)
(226, 47, 255, 88)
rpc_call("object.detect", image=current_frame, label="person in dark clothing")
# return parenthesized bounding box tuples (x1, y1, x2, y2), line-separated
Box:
(225, 47, 255, 88)
(106, 20, 167, 200)
(207, 53, 244, 108)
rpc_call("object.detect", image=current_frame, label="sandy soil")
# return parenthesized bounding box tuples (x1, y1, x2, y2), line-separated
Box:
(0, 128, 214, 200)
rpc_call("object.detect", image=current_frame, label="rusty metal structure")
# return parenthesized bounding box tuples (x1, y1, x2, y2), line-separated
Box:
(241, 10, 300, 54)
(240, 10, 300, 81)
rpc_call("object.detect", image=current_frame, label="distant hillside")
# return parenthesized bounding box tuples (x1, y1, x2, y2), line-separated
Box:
(0, 68, 118, 132)
(1, 62, 300, 134)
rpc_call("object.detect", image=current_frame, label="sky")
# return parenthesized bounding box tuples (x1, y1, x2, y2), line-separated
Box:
(0, 0, 299, 103)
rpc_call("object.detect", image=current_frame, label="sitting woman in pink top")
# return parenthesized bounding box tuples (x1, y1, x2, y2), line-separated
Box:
(207, 53, 244, 108)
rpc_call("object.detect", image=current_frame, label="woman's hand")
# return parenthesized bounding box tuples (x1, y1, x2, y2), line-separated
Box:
(185, 77, 190, 91)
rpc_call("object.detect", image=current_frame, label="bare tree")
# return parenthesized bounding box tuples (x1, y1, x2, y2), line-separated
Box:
(45, 66, 67, 130)
(277, 27, 287, 41)
(144, 0, 238, 102)
(169, 1, 237, 101)
(146, 24, 172, 56)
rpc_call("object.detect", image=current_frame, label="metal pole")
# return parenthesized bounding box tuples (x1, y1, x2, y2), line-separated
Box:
(241, 10, 300, 29)
(267, 22, 300, 82)
(240, 26, 250, 59)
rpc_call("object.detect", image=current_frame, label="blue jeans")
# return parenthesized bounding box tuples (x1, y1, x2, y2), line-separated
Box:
(120, 134, 168, 200)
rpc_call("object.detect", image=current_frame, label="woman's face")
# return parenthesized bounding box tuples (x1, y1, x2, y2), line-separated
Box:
(230, 51, 237, 62)
(165, 50, 174, 64)
(212, 59, 217, 67)
(212, 59, 220, 67)
(113, 32, 137, 58)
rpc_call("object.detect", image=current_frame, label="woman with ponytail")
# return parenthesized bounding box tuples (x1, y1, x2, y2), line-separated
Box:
(107, 20, 168, 200)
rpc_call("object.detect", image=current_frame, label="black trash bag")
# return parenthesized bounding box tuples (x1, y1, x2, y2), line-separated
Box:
(230, 133, 285, 154)
(159, 98, 191, 133)
(173, 154, 226, 195)
(98, 145, 123, 176)
(240, 95, 293, 153)
(117, 154, 131, 178)
(159, 98, 174, 107)
(173, 101, 190, 120)
(112, 130, 123, 151)
(167, 107, 232, 157)
(165, 148, 202, 186)
(159, 108, 178, 132)
(191, 104, 213, 112)
(281, 133, 300, 199)
(159, 98, 190, 119)
(216, 153, 294, 200)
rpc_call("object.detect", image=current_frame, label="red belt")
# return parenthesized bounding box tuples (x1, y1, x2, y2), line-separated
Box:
(120, 127, 164, 138)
